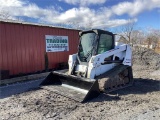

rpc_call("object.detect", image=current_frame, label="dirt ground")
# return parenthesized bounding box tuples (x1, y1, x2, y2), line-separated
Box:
(0, 48, 160, 120)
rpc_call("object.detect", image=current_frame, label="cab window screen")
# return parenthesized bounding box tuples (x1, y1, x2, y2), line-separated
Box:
(97, 34, 113, 54)
(78, 32, 96, 62)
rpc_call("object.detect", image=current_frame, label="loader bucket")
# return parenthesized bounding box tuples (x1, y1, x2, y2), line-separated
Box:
(40, 70, 100, 102)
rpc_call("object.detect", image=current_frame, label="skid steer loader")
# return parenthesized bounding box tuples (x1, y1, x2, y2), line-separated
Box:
(41, 29, 133, 102)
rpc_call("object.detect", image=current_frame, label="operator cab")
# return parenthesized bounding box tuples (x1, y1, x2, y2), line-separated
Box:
(78, 29, 115, 63)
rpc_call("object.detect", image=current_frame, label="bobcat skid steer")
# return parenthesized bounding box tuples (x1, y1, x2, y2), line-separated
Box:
(40, 29, 133, 102)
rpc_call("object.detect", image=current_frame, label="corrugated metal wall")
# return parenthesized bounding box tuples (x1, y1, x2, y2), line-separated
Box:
(0, 21, 79, 75)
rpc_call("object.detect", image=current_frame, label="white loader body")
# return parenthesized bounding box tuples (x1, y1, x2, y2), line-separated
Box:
(68, 43, 132, 79)
(41, 29, 134, 102)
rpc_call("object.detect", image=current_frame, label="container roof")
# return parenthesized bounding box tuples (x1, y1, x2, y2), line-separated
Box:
(0, 18, 80, 31)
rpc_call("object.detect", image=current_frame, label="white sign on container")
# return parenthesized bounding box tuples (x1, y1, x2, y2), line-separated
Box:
(45, 35, 69, 52)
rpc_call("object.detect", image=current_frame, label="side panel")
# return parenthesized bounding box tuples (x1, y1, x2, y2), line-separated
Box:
(87, 45, 128, 79)
(0, 22, 79, 76)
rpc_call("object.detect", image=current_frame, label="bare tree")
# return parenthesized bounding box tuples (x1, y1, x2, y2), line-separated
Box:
(0, 10, 11, 19)
(145, 29, 159, 50)
(117, 21, 135, 46)
(131, 30, 145, 45)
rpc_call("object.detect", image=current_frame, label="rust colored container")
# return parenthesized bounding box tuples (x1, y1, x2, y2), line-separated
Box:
(0, 20, 80, 76)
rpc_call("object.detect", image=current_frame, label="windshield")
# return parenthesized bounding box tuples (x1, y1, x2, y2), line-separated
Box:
(78, 32, 96, 62)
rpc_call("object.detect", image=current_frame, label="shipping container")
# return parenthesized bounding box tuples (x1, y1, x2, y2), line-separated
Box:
(0, 20, 80, 76)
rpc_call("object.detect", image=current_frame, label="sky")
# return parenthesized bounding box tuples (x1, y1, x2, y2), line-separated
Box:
(0, 0, 160, 30)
